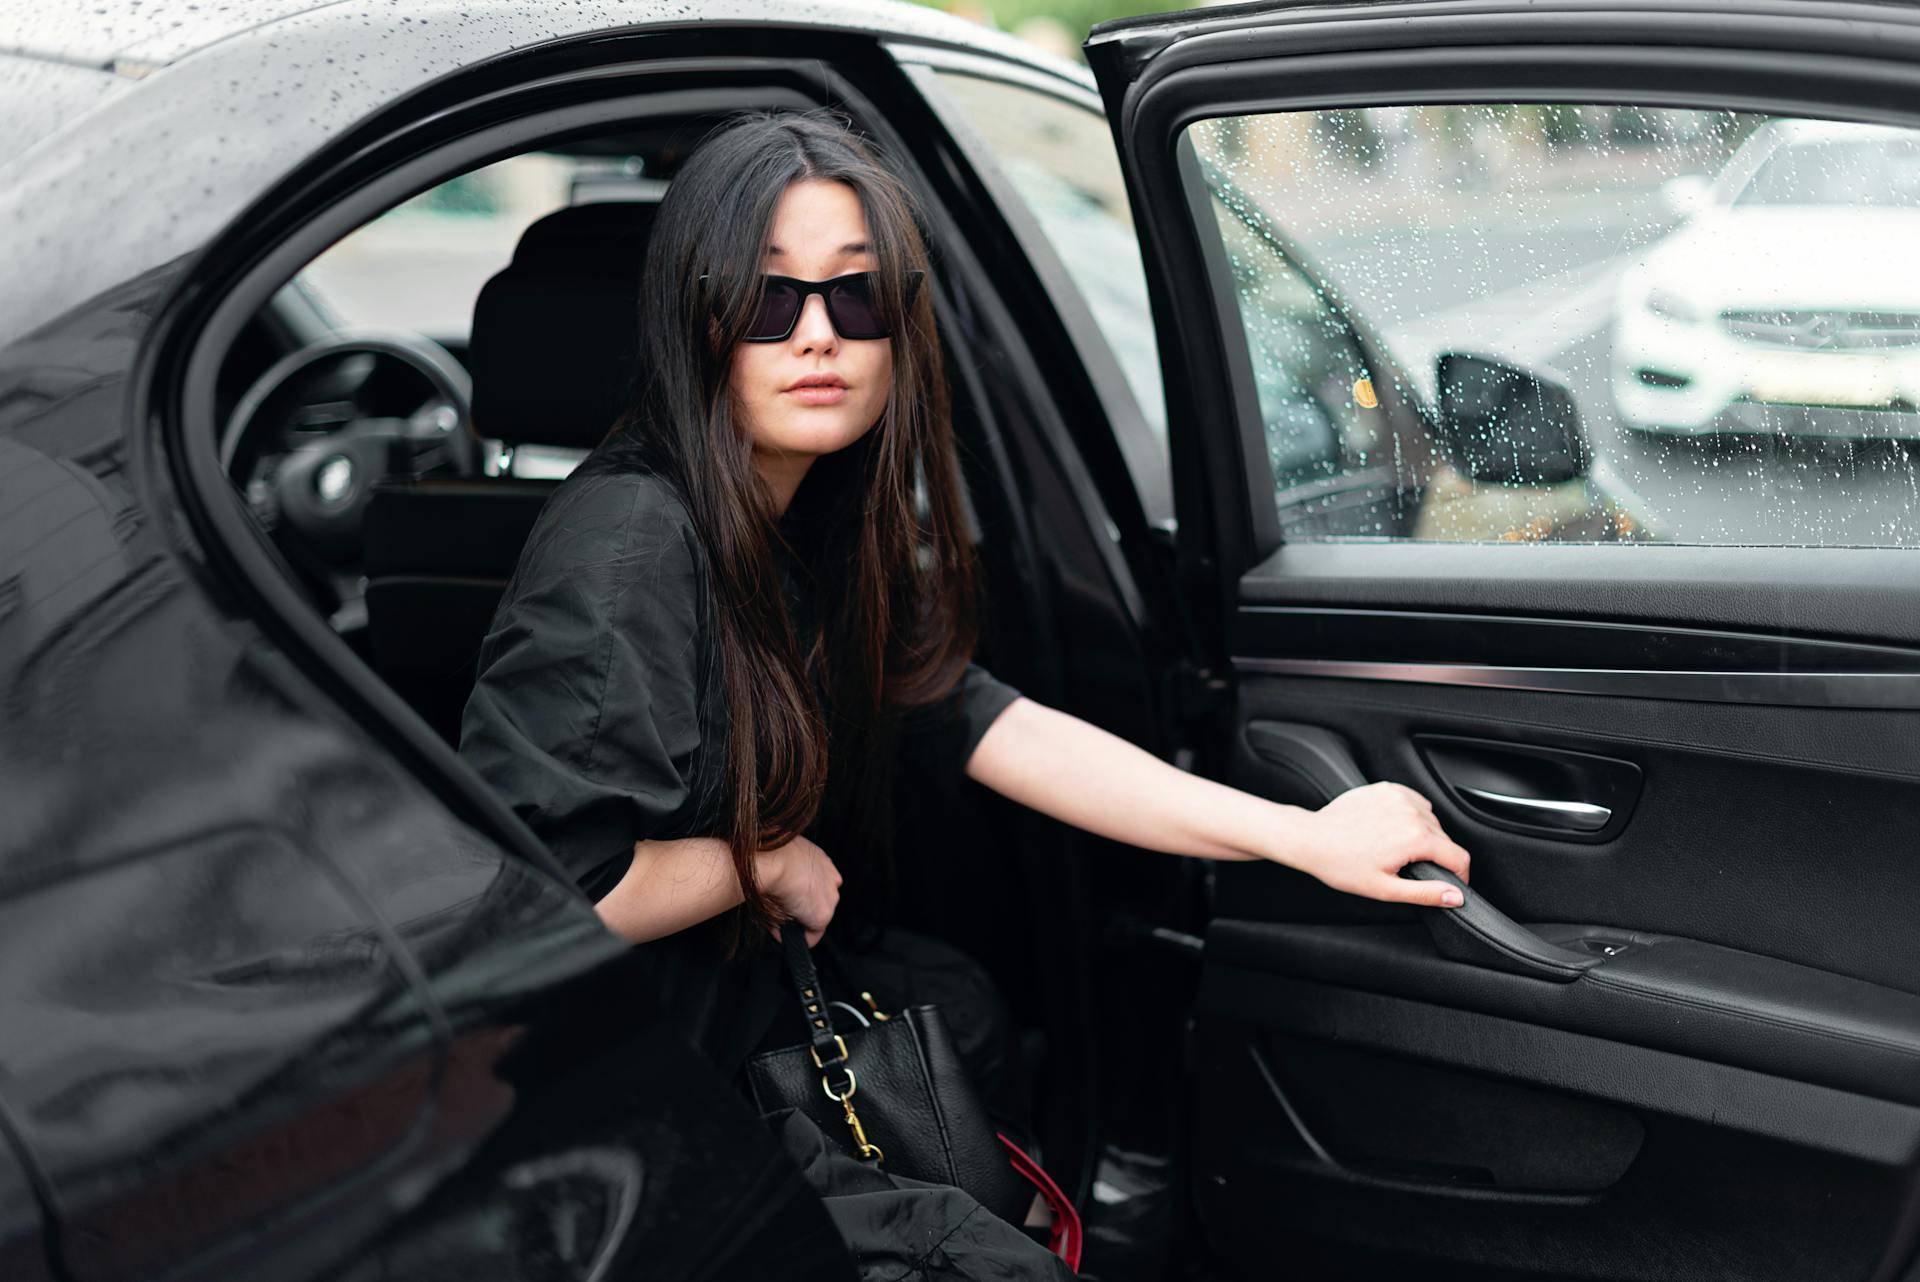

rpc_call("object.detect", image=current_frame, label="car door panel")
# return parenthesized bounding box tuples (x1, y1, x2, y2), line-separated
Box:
(1191, 649, 1920, 1278)
(1192, 1004, 1910, 1281)
(1224, 668, 1920, 987)
(1085, 3, 1920, 1276)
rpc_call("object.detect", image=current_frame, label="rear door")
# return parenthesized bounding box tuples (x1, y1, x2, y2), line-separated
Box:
(1085, 3, 1920, 1278)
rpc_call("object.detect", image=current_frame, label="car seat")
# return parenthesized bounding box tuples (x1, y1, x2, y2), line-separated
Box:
(361, 200, 656, 743)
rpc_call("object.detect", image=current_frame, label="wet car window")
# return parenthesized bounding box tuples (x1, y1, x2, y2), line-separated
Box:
(1189, 106, 1920, 546)
(1206, 197, 1375, 485)
(928, 71, 1169, 470)
(296, 152, 657, 340)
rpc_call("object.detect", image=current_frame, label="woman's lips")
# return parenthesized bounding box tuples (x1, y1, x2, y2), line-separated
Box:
(784, 384, 847, 406)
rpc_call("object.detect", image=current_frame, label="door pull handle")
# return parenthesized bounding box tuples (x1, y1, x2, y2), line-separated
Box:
(1401, 865, 1599, 981)
(1457, 786, 1612, 833)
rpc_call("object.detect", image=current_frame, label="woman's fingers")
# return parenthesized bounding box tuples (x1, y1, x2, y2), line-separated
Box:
(1420, 834, 1472, 883)
(1381, 873, 1466, 908)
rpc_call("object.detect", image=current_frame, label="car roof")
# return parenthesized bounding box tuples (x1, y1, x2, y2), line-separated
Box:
(0, 0, 1083, 76)
(0, 0, 1090, 180)
(0, 0, 1091, 351)
(0, 0, 351, 71)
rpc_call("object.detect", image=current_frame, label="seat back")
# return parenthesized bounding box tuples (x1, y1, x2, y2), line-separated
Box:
(363, 200, 656, 743)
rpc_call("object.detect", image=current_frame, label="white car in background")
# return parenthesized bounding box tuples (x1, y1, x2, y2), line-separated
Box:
(1612, 119, 1920, 437)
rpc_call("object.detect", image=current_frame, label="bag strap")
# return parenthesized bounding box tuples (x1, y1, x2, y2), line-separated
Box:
(780, 919, 852, 1084)
(997, 1133, 1084, 1271)
(780, 921, 883, 1163)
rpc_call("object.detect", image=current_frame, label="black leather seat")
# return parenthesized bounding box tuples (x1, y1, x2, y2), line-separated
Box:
(363, 200, 656, 743)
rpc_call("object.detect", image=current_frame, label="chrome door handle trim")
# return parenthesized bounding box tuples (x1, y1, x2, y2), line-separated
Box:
(1457, 786, 1613, 831)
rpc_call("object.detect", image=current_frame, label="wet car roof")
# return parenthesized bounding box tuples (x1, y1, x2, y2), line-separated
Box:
(0, 0, 353, 70)
(0, 0, 1075, 73)
(0, 0, 1089, 350)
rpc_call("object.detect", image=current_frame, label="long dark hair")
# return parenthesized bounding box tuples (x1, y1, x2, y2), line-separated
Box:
(611, 109, 977, 945)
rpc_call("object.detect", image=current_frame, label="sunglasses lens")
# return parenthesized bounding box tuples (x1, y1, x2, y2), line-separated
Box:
(749, 279, 802, 340)
(827, 274, 888, 339)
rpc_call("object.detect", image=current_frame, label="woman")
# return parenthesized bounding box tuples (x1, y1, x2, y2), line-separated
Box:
(460, 108, 1469, 1276)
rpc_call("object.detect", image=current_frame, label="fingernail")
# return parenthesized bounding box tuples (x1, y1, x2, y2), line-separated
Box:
(1440, 888, 1463, 907)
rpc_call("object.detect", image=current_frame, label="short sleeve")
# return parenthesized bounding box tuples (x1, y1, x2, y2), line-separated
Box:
(458, 472, 713, 899)
(897, 661, 1023, 794)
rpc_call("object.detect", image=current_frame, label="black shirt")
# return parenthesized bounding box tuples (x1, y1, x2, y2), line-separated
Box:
(457, 432, 1021, 1073)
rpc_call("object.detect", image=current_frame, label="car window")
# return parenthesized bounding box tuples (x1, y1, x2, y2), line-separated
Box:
(1188, 105, 1920, 547)
(297, 152, 660, 340)
(924, 69, 1170, 518)
(1207, 195, 1376, 484)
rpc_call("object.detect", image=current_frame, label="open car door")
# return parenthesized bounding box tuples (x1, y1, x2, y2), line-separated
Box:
(1085, 3, 1920, 1278)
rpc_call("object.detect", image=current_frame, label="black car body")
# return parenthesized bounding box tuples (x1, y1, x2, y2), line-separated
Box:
(6, 1, 1920, 1280)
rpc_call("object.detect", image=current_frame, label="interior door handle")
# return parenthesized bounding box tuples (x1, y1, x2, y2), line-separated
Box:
(1243, 724, 1611, 980)
(1456, 786, 1612, 833)
(1415, 735, 1640, 843)
(1401, 865, 1598, 982)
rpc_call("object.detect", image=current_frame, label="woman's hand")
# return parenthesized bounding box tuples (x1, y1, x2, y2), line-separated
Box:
(1285, 782, 1472, 907)
(760, 834, 843, 947)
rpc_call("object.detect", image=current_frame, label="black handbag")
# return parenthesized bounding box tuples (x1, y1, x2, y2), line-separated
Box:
(743, 921, 1035, 1226)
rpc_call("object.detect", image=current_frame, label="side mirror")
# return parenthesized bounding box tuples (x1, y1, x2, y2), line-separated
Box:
(1435, 352, 1590, 485)
(1660, 173, 1713, 217)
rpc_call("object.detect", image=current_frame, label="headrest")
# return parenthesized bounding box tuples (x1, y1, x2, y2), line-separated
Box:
(468, 201, 657, 450)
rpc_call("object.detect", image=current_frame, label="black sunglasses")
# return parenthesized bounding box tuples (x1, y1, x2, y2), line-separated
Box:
(703, 270, 925, 342)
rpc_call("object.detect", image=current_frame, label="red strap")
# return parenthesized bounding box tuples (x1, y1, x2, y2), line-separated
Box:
(996, 1132, 1083, 1272)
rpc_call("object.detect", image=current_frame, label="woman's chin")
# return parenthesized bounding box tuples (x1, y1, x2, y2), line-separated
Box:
(757, 411, 879, 459)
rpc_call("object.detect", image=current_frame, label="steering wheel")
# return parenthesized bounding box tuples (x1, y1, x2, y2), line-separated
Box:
(221, 326, 477, 621)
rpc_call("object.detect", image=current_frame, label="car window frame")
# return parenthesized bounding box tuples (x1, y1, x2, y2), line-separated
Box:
(894, 45, 1176, 534)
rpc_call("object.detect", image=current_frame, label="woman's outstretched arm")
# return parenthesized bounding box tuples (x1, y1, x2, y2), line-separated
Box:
(964, 697, 1470, 908)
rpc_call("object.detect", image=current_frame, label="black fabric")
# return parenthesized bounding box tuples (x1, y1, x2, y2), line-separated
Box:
(456, 425, 1023, 1076)
(363, 478, 556, 579)
(767, 1109, 1077, 1282)
(363, 479, 561, 742)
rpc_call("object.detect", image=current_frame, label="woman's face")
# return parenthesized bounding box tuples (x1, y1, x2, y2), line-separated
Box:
(728, 179, 893, 491)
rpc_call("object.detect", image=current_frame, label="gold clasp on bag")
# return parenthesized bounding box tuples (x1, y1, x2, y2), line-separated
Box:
(821, 1067, 885, 1165)
(860, 991, 892, 1022)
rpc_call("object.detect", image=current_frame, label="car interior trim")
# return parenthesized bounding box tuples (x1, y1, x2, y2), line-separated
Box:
(1233, 604, 1920, 673)
(1231, 657, 1920, 710)
(1242, 542, 1920, 649)
(885, 41, 1098, 99)
(1200, 968, 1920, 1168)
(900, 59, 1177, 536)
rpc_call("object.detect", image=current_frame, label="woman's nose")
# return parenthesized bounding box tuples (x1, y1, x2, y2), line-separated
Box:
(790, 292, 839, 353)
